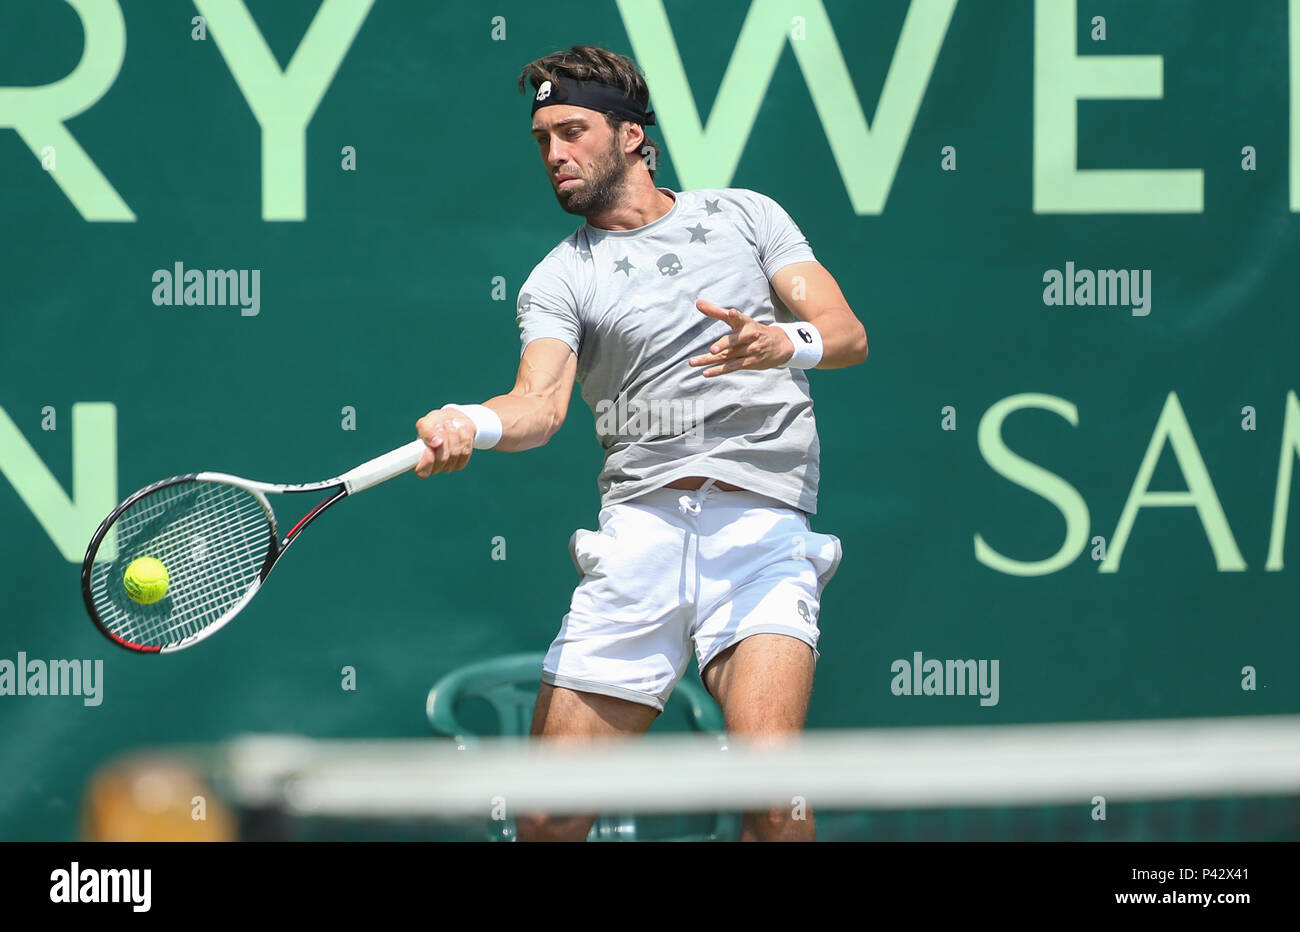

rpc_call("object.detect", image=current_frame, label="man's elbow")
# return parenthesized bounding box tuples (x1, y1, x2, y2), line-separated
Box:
(545, 404, 566, 442)
(532, 394, 566, 445)
(849, 318, 868, 365)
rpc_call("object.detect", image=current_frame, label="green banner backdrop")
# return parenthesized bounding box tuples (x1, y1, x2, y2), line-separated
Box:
(2, 0, 1298, 840)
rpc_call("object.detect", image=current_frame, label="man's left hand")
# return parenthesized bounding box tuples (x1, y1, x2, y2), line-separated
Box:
(688, 299, 793, 377)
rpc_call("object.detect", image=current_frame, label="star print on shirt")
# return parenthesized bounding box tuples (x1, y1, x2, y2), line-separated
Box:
(577, 248, 593, 262)
(614, 256, 635, 276)
(703, 198, 723, 215)
(687, 223, 710, 244)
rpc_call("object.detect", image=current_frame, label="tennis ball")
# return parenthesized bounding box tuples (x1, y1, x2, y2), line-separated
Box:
(124, 556, 169, 605)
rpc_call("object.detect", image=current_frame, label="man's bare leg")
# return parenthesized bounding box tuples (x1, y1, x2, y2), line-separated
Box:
(702, 633, 816, 841)
(516, 683, 659, 841)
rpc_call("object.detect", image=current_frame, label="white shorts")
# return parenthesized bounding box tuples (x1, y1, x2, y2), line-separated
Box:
(542, 479, 843, 712)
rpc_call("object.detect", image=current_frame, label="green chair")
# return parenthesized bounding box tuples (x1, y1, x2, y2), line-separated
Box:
(426, 653, 739, 841)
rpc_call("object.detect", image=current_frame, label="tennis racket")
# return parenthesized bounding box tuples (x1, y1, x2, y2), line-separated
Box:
(81, 439, 428, 654)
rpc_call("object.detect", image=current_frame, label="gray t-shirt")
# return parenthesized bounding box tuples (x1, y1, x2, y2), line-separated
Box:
(516, 186, 822, 514)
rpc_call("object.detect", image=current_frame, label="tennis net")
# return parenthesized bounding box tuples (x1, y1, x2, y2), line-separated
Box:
(83, 714, 1300, 841)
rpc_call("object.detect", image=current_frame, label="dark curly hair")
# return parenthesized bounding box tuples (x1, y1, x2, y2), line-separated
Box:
(518, 45, 660, 179)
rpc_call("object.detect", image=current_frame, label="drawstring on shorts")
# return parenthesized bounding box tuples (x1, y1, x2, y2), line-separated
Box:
(676, 478, 718, 516)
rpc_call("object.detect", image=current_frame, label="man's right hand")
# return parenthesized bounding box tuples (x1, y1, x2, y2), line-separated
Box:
(414, 408, 478, 477)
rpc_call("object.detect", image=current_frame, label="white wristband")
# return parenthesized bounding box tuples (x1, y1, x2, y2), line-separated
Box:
(773, 321, 824, 369)
(442, 404, 503, 450)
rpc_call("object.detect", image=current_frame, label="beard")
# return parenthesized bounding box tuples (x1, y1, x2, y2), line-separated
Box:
(554, 135, 630, 216)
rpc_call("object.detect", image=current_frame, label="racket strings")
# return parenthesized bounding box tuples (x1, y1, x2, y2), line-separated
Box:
(88, 482, 274, 649)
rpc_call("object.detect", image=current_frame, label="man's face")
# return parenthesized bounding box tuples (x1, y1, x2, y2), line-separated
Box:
(531, 105, 630, 216)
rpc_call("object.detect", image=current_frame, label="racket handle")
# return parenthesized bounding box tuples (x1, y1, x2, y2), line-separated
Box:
(341, 439, 428, 494)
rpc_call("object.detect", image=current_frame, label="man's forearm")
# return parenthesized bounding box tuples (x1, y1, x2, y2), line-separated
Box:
(809, 309, 868, 370)
(469, 393, 562, 452)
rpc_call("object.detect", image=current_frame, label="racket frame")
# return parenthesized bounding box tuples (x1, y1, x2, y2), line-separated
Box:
(81, 439, 427, 654)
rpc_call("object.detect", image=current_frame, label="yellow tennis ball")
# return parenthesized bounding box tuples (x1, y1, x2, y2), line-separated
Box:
(124, 556, 169, 605)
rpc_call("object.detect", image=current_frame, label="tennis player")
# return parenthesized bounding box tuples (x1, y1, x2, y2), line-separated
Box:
(414, 45, 867, 841)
